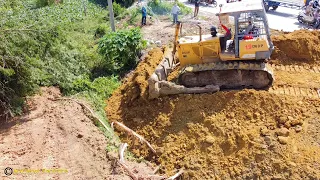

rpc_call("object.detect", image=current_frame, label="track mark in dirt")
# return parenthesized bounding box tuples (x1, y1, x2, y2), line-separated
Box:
(268, 86, 320, 99)
(271, 64, 320, 73)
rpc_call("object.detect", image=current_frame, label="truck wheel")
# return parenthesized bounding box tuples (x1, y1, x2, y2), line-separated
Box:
(264, 4, 269, 11)
(272, 5, 278, 10)
(212, 1, 217, 7)
(297, 15, 304, 23)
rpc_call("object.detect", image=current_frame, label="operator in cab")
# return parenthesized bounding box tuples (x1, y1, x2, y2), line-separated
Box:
(244, 17, 254, 35)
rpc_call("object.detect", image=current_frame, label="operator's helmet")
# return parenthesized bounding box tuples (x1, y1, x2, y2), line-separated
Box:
(309, 0, 314, 5)
(210, 26, 217, 37)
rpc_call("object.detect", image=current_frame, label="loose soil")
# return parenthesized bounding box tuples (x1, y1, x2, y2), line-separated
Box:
(0, 87, 154, 180)
(271, 30, 320, 66)
(106, 30, 320, 179)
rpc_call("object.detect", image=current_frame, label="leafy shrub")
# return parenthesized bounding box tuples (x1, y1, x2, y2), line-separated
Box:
(36, 0, 63, 8)
(177, 2, 192, 14)
(0, 28, 61, 117)
(0, 0, 107, 117)
(115, 0, 134, 8)
(127, 7, 141, 25)
(95, 24, 110, 38)
(147, 0, 192, 15)
(98, 28, 146, 74)
(90, 0, 133, 8)
(112, 2, 126, 17)
(70, 76, 120, 98)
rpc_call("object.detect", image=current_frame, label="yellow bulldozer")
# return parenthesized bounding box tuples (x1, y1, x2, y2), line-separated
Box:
(148, 0, 274, 99)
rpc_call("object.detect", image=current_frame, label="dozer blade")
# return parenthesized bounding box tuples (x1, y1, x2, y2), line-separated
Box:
(148, 49, 220, 99)
(178, 61, 274, 89)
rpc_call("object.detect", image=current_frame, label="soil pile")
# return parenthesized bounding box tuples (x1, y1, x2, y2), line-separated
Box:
(271, 30, 320, 65)
(117, 47, 167, 106)
(107, 33, 320, 178)
(108, 88, 320, 179)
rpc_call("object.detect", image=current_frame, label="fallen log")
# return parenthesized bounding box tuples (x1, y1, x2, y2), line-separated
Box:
(167, 169, 184, 180)
(112, 121, 157, 154)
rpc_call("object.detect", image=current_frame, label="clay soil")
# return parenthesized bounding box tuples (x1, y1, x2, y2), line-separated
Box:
(106, 30, 320, 179)
(271, 30, 320, 66)
(0, 87, 154, 180)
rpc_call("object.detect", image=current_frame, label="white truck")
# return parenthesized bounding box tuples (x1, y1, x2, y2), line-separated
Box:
(263, 0, 306, 11)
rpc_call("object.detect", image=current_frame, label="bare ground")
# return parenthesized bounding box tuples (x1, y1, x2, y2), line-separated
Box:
(0, 87, 154, 179)
(106, 31, 320, 179)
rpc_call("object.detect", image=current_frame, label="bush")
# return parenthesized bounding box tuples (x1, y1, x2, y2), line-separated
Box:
(115, 0, 134, 8)
(147, 0, 192, 15)
(90, 0, 133, 8)
(36, 0, 63, 8)
(70, 76, 120, 98)
(95, 24, 110, 38)
(126, 7, 141, 25)
(112, 2, 126, 17)
(98, 28, 146, 74)
(0, 0, 107, 116)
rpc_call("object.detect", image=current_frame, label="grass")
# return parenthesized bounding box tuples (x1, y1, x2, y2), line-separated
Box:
(147, 0, 192, 15)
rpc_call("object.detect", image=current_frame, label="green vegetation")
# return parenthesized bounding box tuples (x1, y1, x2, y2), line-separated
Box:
(98, 28, 146, 75)
(36, 0, 63, 7)
(90, 0, 134, 8)
(147, 0, 192, 15)
(1, 0, 105, 116)
(70, 76, 120, 144)
(0, 0, 143, 142)
(112, 2, 126, 17)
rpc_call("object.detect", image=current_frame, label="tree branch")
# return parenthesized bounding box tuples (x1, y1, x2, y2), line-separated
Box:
(112, 121, 157, 154)
(167, 169, 184, 180)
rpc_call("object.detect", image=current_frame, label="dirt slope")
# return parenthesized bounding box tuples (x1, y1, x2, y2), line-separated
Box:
(0, 87, 153, 180)
(271, 30, 320, 65)
(106, 30, 320, 179)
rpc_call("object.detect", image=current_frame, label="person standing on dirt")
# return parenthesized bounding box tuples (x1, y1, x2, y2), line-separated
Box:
(171, 3, 181, 24)
(313, 0, 319, 8)
(194, 0, 200, 17)
(141, 6, 147, 26)
(305, 1, 314, 16)
(313, 9, 320, 29)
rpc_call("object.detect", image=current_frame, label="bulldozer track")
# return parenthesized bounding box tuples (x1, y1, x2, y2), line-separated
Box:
(180, 61, 274, 89)
(268, 85, 320, 99)
(269, 64, 320, 73)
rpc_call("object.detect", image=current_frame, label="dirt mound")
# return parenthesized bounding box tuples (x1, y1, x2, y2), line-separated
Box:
(107, 43, 320, 179)
(115, 47, 167, 107)
(0, 87, 154, 179)
(271, 30, 320, 65)
(108, 89, 320, 179)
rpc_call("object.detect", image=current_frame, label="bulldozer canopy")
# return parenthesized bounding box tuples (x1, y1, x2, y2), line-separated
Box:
(219, 0, 265, 15)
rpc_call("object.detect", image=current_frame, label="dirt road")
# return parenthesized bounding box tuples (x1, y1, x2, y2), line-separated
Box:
(179, 0, 307, 31)
(0, 87, 154, 180)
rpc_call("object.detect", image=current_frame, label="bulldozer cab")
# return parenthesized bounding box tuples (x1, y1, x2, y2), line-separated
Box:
(218, 0, 274, 60)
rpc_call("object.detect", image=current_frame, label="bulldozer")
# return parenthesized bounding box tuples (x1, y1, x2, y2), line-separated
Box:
(148, 0, 274, 99)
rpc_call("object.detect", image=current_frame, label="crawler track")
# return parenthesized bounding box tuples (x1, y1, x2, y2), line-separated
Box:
(178, 61, 274, 89)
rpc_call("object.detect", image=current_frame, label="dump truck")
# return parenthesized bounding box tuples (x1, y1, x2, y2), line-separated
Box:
(148, 0, 274, 99)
